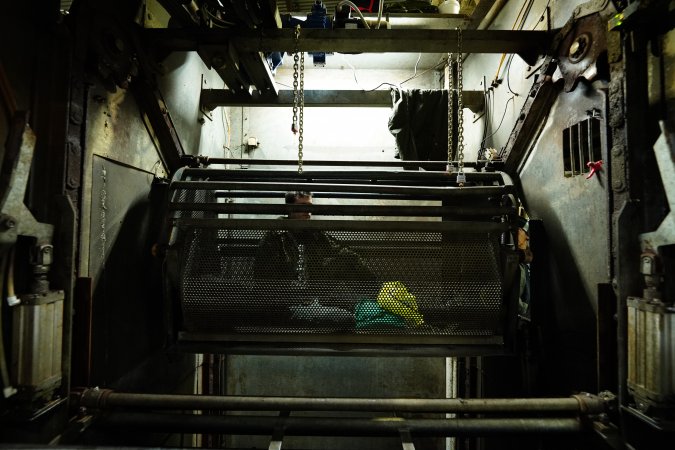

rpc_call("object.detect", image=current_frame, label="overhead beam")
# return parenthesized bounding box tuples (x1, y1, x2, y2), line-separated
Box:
(145, 28, 552, 56)
(201, 89, 485, 113)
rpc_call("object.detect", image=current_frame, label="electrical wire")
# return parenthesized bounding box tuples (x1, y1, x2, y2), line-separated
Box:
(0, 250, 14, 398)
(203, 3, 235, 28)
(220, 86, 231, 149)
(341, 53, 362, 89)
(532, 0, 552, 30)
(481, 96, 515, 147)
(505, 54, 520, 96)
(375, 0, 385, 29)
(493, 0, 535, 84)
(364, 82, 402, 92)
(361, 56, 447, 92)
(337, 0, 371, 29)
(399, 56, 448, 86)
(412, 52, 422, 78)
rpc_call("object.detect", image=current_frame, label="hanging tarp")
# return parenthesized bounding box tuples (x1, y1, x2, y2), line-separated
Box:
(388, 89, 449, 162)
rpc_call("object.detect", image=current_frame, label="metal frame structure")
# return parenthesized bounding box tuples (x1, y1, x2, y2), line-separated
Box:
(163, 164, 522, 355)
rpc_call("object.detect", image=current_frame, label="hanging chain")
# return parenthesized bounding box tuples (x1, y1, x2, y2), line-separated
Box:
(292, 25, 300, 135)
(447, 52, 454, 172)
(291, 25, 305, 174)
(298, 37, 305, 174)
(456, 27, 466, 186)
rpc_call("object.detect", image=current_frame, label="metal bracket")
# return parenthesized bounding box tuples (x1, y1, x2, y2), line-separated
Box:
(198, 74, 213, 122)
(268, 411, 290, 450)
(640, 122, 675, 251)
(399, 427, 416, 450)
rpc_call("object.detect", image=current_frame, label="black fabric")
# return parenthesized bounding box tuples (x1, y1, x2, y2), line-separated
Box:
(388, 89, 449, 162)
(253, 230, 375, 281)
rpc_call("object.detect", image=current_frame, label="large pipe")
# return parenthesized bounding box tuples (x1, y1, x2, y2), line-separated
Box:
(76, 390, 606, 415)
(95, 412, 585, 436)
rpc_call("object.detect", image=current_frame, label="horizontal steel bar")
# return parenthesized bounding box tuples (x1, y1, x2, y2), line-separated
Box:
(178, 332, 504, 347)
(175, 340, 505, 357)
(201, 89, 484, 110)
(213, 191, 484, 200)
(172, 218, 512, 233)
(196, 158, 485, 168)
(171, 181, 508, 196)
(145, 28, 551, 54)
(179, 168, 511, 185)
(169, 202, 513, 217)
(203, 89, 391, 108)
(96, 412, 583, 436)
(77, 390, 604, 414)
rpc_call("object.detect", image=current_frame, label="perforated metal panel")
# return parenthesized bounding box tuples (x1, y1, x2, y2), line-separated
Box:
(179, 227, 504, 337)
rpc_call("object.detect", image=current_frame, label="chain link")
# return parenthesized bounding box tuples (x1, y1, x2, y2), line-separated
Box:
(292, 25, 299, 136)
(447, 52, 454, 172)
(298, 40, 305, 174)
(456, 27, 465, 178)
(291, 25, 305, 174)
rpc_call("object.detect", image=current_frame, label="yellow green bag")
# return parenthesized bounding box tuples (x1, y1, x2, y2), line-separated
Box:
(376, 281, 424, 327)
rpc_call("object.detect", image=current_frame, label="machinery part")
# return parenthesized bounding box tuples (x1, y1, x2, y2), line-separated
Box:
(12, 290, 65, 396)
(89, 15, 139, 92)
(282, 1, 332, 66)
(75, 389, 609, 414)
(557, 14, 607, 92)
(95, 412, 586, 436)
(639, 250, 662, 301)
(500, 56, 559, 173)
(164, 167, 519, 354)
(627, 297, 675, 409)
(640, 122, 675, 251)
(0, 115, 54, 247)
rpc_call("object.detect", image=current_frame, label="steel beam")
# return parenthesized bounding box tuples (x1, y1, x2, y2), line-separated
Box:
(172, 218, 512, 233)
(145, 28, 552, 55)
(201, 89, 484, 111)
(169, 180, 507, 196)
(198, 158, 485, 168)
(168, 202, 514, 217)
(179, 168, 509, 183)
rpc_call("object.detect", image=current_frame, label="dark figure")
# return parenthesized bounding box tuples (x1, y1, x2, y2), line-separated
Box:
(253, 191, 375, 281)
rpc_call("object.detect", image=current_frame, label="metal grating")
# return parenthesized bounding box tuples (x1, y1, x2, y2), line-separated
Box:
(179, 227, 503, 337)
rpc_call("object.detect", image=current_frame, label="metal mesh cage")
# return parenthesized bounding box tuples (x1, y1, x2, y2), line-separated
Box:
(179, 226, 504, 337)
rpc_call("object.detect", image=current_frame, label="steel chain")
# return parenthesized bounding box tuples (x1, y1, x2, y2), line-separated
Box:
(292, 25, 299, 136)
(456, 27, 465, 180)
(447, 52, 454, 172)
(298, 38, 305, 174)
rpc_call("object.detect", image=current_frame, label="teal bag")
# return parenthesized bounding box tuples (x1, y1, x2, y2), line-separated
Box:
(355, 299, 405, 329)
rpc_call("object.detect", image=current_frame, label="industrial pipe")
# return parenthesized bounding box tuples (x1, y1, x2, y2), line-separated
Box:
(95, 412, 585, 436)
(75, 390, 607, 415)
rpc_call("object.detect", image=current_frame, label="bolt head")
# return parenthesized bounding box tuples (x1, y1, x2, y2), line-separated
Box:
(2, 218, 16, 229)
